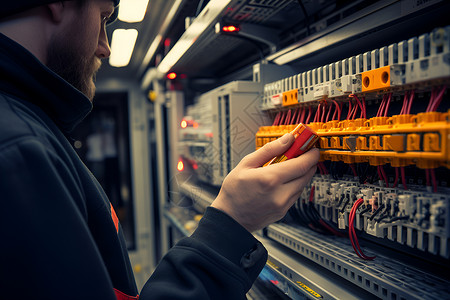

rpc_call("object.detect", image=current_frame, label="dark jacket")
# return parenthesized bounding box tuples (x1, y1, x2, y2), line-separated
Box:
(0, 33, 267, 299)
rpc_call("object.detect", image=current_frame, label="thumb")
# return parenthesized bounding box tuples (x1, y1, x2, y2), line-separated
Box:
(242, 133, 294, 168)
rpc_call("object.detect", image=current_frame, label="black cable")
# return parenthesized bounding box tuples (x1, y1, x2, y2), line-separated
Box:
(359, 206, 371, 215)
(369, 204, 385, 221)
(337, 194, 346, 207)
(296, 0, 311, 36)
(221, 34, 265, 61)
(381, 215, 409, 223)
(340, 197, 350, 213)
(375, 213, 389, 223)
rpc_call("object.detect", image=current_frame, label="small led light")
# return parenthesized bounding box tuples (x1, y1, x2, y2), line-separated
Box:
(167, 72, 177, 80)
(223, 25, 239, 32)
(181, 120, 187, 128)
(177, 160, 184, 171)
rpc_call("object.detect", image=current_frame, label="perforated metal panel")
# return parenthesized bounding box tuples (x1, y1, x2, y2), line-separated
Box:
(267, 223, 450, 300)
(225, 0, 296, 23)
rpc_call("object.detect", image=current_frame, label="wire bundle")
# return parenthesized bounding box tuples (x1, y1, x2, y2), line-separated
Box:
(349, 198, 376, 260)
(426, 85, 447, 112)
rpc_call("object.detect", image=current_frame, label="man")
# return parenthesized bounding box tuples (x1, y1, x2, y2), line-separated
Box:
(0, 0, 319, 299)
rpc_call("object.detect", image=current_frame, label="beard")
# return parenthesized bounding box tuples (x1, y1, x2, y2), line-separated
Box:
(46, 36, 101, 101)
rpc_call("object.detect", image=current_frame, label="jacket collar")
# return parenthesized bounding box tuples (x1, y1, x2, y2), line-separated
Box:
(0, 33, 93, 133)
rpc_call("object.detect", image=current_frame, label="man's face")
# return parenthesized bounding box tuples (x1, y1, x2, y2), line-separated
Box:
(47, 0, 114, 101)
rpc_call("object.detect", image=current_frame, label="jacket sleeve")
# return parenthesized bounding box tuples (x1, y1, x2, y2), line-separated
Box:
(0, 138, 117, 300)
(140, 207, 268, 300)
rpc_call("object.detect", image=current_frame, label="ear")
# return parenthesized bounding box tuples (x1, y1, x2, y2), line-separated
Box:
(46, 2, 65, 23)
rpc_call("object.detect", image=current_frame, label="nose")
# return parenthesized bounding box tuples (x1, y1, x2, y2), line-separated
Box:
(96, 27, 111, 59)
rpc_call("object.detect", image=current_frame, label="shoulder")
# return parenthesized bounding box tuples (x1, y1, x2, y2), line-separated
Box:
(0, 93, 60, 152)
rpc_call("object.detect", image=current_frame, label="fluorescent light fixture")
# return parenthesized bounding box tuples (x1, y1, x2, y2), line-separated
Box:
(109, 29, 138, 67)
(157, 0, 232, 74)
(118, 0, 149, 23)
(139, 0, 184, 76)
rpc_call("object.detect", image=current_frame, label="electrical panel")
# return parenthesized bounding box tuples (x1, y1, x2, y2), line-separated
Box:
(154, 1, 450, 299)
(179, 81, 270, 185)
(254, 26, 450, 299)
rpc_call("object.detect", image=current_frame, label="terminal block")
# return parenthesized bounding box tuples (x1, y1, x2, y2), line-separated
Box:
(361, 65, 405, 93)
(306, 176, 450, 258)
(282, 89, 300, 106)
(256, 110, 450, 169)
(261, 26, 449, 112)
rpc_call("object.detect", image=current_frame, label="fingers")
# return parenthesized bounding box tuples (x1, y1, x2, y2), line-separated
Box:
(270, 165, 317, 222)
(264, 148, 320, 183)
(240, 133, 294, 168)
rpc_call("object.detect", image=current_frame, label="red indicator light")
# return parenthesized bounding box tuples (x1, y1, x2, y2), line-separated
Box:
(223, 25, 239, 32)
(177, 160, 184, 171)
(193, 122, 199, 128)
(270, 280, 279, 285)
(164, 38, 171, 47)
(167, 72, 177, 80)
(181, 120, 187, 128)
(192, 162, 198, 170)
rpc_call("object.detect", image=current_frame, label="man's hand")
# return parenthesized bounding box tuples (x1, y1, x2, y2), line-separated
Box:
(211, 133, 320, 232)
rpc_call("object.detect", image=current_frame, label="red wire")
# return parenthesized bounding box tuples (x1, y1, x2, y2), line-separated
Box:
(306, 106, 312, 124)
(351, 199, 376, 260)
(351, 95, 364, 119)
(321, 102, 327, 123)
(431, 169, 437, 193)
(380, 166, 389, 188)
(291, 108, 298, 124)
(350, 164, 357, 177)
(321, 162, 329, 175)
(430, 85, 447, 112)
(377, 95, 386, 117)
(400, 92, 408, 115)
(309, 185, 346, 237)
(318, 163, 323, 175)
(300, 106, 306, 123)
(346, 99, 352, 120)
(352, 101, 358, 120)
(309, 185, 315, 202)
(377, 166, 383, 184)
(314, 104, 321, 123)
(393, 167, 399, 187)
(425, 169, 431, 187)
(332, 107, 337, 121)
(349, 198, 375, 260)
(279, 111, 286, 125)
(326, 102, 332, 122)
(407, 90, 415, 114)
(285, 109, 292, 125)
(296, 107, 303, 124)
(319, 219, 346, 237)
(401, 167, 408, 190)
(383, 93, 392, 117)
(348, 200, 361, 257)
(426, 88, 436, 112)
(332, 100, 339, 120)
(273, 111, 280, 125)
(361, 97, 366, 119)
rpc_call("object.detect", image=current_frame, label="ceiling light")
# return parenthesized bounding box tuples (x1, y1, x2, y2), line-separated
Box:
(118, 0, 149, 23)
(157, 0, 232, 74)
(109, 29, 138, 67)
